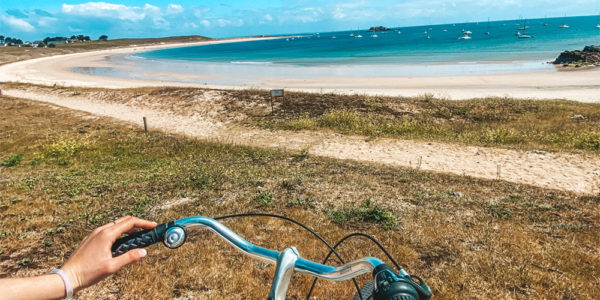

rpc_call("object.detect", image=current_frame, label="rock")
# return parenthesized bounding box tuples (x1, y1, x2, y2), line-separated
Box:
(368, 26, 390, 32)
(553, 45, 600, 66)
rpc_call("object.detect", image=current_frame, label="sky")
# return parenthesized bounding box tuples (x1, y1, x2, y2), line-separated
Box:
(1, 0, 599, 41)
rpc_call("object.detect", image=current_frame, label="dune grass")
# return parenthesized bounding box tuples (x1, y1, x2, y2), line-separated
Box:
(1, 97, 598, 299)
(239, 91, 600, 152)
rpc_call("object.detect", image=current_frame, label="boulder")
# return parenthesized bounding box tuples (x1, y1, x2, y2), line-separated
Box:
(553, 45, 600, 66)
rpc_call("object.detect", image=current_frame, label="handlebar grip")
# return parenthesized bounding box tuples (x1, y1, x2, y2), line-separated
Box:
(111, 223, 168, 257)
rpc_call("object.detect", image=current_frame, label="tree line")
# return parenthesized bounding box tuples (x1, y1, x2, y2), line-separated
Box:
(0, 34, 108, 46)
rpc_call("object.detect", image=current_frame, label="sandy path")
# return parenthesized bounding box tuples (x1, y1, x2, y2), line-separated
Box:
(4, 89, 600, 195)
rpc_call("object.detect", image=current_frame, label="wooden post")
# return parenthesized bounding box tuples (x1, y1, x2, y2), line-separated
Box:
(270, 96, 274, 115)
(143, 117, 148, 133)
(497, 164, 501, 179)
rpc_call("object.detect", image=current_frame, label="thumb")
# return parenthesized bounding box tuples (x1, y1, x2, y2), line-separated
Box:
(112, 248, 148, 271)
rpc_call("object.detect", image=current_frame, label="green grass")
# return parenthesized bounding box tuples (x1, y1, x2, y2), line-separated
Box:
(1, 154, 23, 167)
(327, 199, 397, 229)
(226, 90, 600, 152)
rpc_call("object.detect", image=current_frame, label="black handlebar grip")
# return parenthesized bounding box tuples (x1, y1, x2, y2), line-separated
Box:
(111, 223, 168, 257)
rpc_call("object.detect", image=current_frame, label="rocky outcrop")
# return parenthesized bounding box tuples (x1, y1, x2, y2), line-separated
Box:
(553, 45, 600, 66)
(368, 26, 390, 32)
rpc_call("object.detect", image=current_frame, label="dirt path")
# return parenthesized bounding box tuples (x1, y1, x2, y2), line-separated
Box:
(4, 88, 600, 194)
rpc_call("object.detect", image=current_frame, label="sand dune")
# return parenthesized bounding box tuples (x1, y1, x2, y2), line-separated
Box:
(4, 88, 599, 195)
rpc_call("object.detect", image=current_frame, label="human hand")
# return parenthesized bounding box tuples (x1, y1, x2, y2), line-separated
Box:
(61, 216, 157, 293)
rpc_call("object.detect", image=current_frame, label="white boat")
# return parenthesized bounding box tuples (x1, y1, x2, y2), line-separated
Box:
(426, 35, 431, 39)
(332, 36, 336, 39)
(349, 33, 354, 37)
(371, 34, 378, 38)
(596, 24, 600, 29)
(442, 29, 448, 32)
(462, 29, 472, 34)
(355, 34, 363, 38)
(517, 34, 534, 39)
(458, 33, 472, 40)
(559, 14, 569, 28)
(516, 31, 534, 39)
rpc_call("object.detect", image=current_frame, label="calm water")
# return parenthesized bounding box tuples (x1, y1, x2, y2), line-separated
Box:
(139, 16, 600, 65)
(75, 15, 600, 85)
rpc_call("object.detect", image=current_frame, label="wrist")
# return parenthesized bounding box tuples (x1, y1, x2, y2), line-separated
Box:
(59, 266, 82, 294)
(50, 269, 74, 299)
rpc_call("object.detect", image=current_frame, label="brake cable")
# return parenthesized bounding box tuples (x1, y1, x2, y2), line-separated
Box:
(215, 213, 400, 300)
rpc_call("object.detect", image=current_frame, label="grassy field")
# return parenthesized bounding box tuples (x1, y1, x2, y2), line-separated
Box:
(1, 96, 598, 299)
(0, 35, 211, 66)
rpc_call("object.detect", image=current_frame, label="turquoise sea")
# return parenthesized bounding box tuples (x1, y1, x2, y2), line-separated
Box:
(76, 15, 600, 85)
(140, 15, 600, 65)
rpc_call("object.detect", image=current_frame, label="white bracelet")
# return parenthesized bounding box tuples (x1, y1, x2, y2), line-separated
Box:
(50, 269, 73, 299)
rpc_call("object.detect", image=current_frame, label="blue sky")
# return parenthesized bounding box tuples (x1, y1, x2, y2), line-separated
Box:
(1, 1, 599, 41)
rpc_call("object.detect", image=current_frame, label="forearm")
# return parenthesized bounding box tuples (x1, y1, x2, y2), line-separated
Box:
(0, 274, 67, 300)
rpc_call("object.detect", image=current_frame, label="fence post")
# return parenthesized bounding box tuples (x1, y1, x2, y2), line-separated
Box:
(143, 117, 148, 133)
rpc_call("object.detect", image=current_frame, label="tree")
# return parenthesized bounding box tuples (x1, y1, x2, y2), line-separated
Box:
(48, 43, 56, 48)
(98, 35, 108, 41)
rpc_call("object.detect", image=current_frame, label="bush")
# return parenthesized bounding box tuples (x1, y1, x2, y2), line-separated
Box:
(1, 154, 23, 167)
(575, 133, 600, 150)
(254, 191, 272, 207)
(327, 199, 396, 228)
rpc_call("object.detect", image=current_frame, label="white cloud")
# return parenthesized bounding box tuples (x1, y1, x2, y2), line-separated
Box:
(2, 15, 35, 32)
(185, 22, 198, 29)
(283, 7, 324, 23)
(200, 20, 211, 27)
(37, 16, 58, 27)
(167, 4, 184, 15)
(194, 7, 211, 19)
(216, 18, 244, 27)
(62, 2, 147, 21)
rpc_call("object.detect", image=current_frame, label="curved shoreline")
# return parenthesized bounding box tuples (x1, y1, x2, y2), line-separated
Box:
(1, 37, 600, 101)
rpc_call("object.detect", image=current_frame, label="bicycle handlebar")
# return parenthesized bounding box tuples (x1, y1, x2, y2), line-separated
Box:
(112, 216, 389, 281)
(112, 216, 431, 300)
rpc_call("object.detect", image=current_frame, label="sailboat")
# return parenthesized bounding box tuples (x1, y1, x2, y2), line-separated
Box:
(458, 31, 472, 39)
(596, 13, 600, 29)
(485, 17, 490, 35)
(517, 18, 529, 31)
(559, 14, 569, 28)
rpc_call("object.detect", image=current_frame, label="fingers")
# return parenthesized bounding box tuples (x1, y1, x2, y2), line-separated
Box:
(107, 217, 157, 240)
(111, 248, 148, 271)
(95, 216, 131, 231)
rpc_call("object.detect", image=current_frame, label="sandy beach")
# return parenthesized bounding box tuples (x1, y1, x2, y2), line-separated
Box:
(1, 38, 600, 101)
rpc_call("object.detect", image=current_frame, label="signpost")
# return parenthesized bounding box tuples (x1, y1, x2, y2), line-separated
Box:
(270, 89, 284, 114)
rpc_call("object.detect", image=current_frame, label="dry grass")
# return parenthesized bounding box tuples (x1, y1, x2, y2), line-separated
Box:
(5, 83, 599, 154)
(0, 36, 211, 66)
(1, 97, 599, 299)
